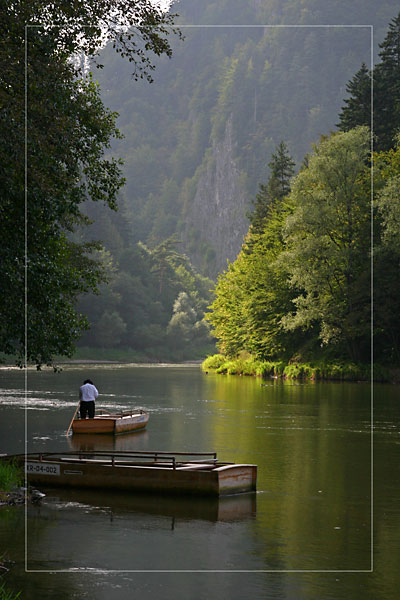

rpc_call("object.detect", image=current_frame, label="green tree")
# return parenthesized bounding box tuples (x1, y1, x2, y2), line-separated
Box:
(374, 12, 400, 151)
(93, 310, 127, 348)
(167, 291, 211, 349)
(374, 136, 400, 362)
(150, 236, 186, 295)
(248, 141, 295, 236)
(337, 63, 372, 132)
(268, 141, 296, 200)
(241, 142, 299, 358)
(206, 258, 248, 357)
(1, 34, 123, 366)
(0, 1, 179, 366)
(207, 200, 303, 360)
(167, 292, 197, 345)
(279, 127, 371, 361)
(338, 13, 400, 152)
(76, 236, 214, 357)
(208, 142, 298, 359)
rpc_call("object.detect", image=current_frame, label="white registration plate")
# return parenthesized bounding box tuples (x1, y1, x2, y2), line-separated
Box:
(25, 462, 60, 476)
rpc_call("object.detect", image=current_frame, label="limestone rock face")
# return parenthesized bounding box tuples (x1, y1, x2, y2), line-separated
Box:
(184, 118, 249, 278)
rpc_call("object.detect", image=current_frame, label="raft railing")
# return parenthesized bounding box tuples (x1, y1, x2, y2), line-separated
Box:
(20, 450, 220, 470)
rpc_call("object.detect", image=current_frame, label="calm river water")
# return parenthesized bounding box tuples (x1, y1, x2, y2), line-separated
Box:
(0, 363, 398, 600)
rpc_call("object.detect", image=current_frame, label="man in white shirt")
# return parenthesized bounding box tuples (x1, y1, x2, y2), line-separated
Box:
(79, 379, 99, 419)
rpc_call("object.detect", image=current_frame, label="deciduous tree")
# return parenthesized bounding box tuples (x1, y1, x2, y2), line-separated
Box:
(280, 127, 371, 361)
(0, 1, 179, 366)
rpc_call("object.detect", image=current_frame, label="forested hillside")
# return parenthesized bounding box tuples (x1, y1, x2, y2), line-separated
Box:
(74, 0, 399, 362)
(204, 11, 400, 375)
(90, 0, 397, 277)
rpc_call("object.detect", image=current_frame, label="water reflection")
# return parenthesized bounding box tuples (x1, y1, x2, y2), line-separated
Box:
(38, 487, 257, 523)
(1, 366, 400, 599)
(68, 430, 149, 452)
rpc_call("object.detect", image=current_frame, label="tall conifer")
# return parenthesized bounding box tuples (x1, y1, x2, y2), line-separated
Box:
(374, 12, 400, 150)
(248, 142, 295, 237)
(338, 13, 400, 151)
(337, 63, 371, 132)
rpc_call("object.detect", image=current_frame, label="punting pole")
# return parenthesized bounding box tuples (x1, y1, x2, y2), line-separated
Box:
(66, 401, 80, 436)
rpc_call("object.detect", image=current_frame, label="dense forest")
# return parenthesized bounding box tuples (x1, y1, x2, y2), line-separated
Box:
(205, 11, 400, 377)
(92, 0, 396, 276)
(1, 0, 399, 368)
(73, 0, 399, 366)
(0, 0, 182, 367)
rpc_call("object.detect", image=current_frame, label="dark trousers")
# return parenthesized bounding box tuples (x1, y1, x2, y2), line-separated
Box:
(80, 401, 95, 419)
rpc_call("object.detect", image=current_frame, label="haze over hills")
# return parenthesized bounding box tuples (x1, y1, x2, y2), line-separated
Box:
(73, 0, 400, 358)
(90, 0, 397, 278)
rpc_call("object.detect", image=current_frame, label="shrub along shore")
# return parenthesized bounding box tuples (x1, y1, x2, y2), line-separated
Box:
(202, 354, 393, 383)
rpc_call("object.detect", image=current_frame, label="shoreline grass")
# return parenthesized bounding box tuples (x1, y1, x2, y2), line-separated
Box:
(0, 461, 22, 494)
(202, 354, 392, 382)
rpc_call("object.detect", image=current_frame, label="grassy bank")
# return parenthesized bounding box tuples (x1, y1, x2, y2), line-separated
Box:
(202, 354, 392, 382)
(0, 461, 22, 496)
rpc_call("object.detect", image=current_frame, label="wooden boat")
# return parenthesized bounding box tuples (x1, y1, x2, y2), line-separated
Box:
(6, 451, 257, 497)
(71, 410, 149, 435)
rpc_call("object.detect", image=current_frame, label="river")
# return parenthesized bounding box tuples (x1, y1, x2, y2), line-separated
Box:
(0, 363, 398, 599)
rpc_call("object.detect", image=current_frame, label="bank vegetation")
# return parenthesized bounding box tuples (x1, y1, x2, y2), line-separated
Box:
(204, 15, 400, 379)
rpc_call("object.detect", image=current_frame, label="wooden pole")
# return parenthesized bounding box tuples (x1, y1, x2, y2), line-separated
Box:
(66, 401, 80, 436)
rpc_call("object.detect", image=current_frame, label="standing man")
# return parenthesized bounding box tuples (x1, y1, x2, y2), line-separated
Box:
(79, 379, 98, 419)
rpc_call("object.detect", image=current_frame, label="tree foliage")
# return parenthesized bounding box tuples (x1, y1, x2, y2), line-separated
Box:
(77, 237, 214, 357)
(205, 9, 400, 367)
(374, 12, 400, 150)
(338, 12, 400, 151)
(207, 143, 300, 359)
(337, 63, 371, 132)
(373, 136, 400, 362)
(248, 141, 295, 237)
(279, 128, 371, 361)
(93, 0, 396, 277)
(207, 124, 400, 366)
(0, 0, 179, 366)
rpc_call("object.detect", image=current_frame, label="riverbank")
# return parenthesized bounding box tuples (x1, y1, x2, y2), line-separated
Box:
(71, 345, 215, 363)
(0, 460, 45, 508)
(0, 346, 214, 366)
(0, 344, 215, 369)
(0, 459, 23, 600)
(202, 354, 394, 382)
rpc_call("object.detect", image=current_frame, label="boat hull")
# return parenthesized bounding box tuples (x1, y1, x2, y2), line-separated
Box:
(72, 411, 149, 435)
(12, 452, 257, 497)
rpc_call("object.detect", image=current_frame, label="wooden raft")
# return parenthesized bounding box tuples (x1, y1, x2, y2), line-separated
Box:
(6, 450, 258, 497)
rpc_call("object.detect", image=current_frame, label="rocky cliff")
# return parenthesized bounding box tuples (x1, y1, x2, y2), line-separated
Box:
(184, 118, 250, 278)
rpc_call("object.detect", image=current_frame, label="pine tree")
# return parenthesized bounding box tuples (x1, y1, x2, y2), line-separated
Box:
(337, 63, 371, 132)
(338, 13, 400, 151)
(268, 141, 296, 200)
(248, 142, 295, 236)
(374, 12, 400, 151)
